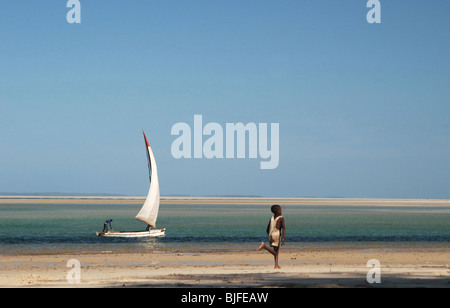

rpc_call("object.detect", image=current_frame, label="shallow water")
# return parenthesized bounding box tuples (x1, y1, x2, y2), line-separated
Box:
(0, 203, 449, 255)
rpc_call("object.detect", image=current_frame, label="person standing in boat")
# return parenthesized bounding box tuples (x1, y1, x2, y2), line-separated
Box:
(257, 205, 285, 269)
(102, 219, 113, 232)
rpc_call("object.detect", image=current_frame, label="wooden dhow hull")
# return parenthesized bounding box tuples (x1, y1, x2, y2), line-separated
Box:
(96, 228, 165, 238)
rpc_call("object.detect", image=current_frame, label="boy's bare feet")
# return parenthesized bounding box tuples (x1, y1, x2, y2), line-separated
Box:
(256, 242, 265, 251)
(274, 265, 281, 269)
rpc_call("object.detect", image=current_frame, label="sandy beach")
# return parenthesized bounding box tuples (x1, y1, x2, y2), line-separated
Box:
(1, 196, 450, 207)
(1, 247, 449, 288)
(1, 196, 449, 288)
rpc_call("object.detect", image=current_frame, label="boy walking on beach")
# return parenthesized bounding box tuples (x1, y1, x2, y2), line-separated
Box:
(257, 205, 285, 269)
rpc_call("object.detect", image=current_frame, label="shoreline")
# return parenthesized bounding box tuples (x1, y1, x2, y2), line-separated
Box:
(1, 247, 449, 288)
(1, 197, 449, 288)
(1, 196, 450, 206)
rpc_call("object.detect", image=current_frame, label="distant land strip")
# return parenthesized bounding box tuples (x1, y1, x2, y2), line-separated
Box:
(0, 195, 449, 207)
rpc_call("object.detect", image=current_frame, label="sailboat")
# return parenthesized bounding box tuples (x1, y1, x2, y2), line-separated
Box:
(96, 131, 166, 238)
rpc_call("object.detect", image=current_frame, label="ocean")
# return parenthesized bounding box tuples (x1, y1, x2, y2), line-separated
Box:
(0, 202, 449, 255)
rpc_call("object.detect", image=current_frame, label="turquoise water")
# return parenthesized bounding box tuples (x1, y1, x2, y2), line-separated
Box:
(0, 203, 449, 255)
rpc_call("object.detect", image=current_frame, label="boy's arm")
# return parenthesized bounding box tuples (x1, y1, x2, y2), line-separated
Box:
(281, 218, 286, 245)
(266, 219, 271, 235)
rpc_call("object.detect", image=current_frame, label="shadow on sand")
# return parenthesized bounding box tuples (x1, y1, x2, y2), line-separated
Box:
(112, 272, 450, 288)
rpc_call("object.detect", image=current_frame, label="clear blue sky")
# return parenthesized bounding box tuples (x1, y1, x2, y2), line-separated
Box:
(0, 1, 449, 198)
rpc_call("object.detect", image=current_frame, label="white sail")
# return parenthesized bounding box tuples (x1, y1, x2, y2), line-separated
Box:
(135, 131, 160, 228)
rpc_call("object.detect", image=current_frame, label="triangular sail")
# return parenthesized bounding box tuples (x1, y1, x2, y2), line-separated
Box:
(135, 131, 160, 228)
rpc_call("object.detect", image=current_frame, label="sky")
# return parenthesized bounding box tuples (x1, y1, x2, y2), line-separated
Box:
(0, 1, 449, 198)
